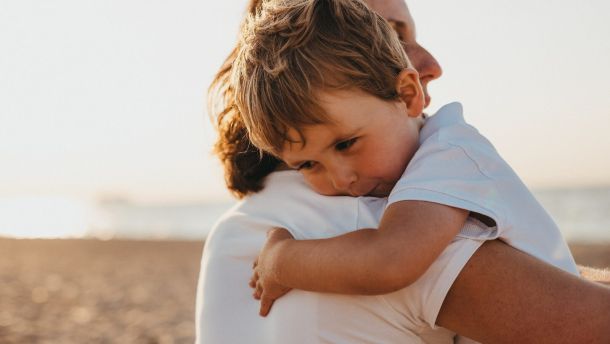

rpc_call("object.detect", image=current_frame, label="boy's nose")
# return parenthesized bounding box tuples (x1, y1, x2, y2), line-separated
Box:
(329, 165, 357, 194)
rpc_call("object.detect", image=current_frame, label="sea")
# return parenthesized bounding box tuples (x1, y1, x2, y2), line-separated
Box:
(1, 187, 609, 243)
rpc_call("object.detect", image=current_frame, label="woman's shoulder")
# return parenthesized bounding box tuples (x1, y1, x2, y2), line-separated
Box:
(212, 171, 362, 240)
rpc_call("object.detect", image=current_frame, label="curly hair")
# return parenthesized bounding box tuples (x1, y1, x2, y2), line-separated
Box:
(209, 0, 280, 199)
(210, 0, 411, 198)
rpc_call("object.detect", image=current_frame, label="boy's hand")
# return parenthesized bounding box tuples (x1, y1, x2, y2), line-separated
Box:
(249, 227, 294, 316)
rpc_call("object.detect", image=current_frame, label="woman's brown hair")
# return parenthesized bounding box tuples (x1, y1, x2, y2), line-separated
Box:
(209, 0, 280, 199)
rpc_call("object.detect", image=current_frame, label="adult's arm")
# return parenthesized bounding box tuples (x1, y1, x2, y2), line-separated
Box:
(437, 240, 610, 344)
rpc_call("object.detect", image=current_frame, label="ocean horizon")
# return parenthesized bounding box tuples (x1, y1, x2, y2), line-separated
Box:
(1, 186, 609, 243)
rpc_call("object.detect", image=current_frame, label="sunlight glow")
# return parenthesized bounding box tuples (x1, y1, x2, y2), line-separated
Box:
(0, 197, 92, 239)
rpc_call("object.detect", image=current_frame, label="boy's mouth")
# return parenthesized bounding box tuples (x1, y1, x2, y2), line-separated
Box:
(351, 182, 380, 197)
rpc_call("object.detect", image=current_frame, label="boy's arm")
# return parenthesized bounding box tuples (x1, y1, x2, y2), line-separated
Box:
(258, 200, 468, 295)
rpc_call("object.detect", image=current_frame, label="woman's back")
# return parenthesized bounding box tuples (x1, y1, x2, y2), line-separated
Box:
(196, 171, 469, 343)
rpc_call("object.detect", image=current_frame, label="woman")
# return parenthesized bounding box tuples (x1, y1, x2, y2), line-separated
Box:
(196, 1, 610, 343)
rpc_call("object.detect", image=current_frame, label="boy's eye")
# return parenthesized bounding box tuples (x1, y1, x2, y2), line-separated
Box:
(297, 161, 315, 170)
(335, 138, 358, 151)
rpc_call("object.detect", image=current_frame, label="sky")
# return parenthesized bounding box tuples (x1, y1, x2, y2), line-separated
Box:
(1, 0, 609, 204)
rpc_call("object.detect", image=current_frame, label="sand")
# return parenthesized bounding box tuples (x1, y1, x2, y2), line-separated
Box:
(0, 239, 203, 344)
(0, 238, 608, 344)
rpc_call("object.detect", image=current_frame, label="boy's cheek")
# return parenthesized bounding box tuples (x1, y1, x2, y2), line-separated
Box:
(304, 175, 342, 196)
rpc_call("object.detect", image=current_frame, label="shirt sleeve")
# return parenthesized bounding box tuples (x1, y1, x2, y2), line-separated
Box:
(388, 135, 505, 240)
(379, 232, 484, 329)
(413, 223, 484, 327)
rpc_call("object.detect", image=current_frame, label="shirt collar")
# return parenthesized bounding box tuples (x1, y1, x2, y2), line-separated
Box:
(420, 102, 464, 142)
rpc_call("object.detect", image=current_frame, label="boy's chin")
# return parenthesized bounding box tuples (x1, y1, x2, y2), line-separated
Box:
(310, 183, 395, 198)
(365, 190, 391, 198)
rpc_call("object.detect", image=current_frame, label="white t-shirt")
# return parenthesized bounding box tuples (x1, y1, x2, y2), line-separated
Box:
(389, 102, 578, 275)
(196, 171, 484, 343)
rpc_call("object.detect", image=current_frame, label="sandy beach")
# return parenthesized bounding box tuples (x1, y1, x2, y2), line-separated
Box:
(0, 238, 608, 343)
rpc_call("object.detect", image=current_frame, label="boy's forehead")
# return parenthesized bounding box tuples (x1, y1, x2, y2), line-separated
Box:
(281, 89, 358, 144)
(283, 123, 336, 149)
(284, 127, 305, 147)
(281, 121, 346, 158)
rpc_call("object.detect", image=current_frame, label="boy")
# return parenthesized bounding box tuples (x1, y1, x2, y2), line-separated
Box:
(231, 0, 579, 316)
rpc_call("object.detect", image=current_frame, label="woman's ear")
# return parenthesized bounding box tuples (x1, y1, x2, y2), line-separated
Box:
(395, 68, 425, 117)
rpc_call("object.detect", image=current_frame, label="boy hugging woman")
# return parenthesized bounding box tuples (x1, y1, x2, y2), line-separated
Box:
(229, 0, 581, 316)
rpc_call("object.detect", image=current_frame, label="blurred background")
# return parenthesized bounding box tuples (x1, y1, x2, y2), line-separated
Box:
(1, 0, 609, 343)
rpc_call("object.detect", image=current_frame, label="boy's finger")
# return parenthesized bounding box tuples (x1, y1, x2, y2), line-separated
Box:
(249, 271, 259, 288)
(254, 281, 263, 299)
(259, 295, 275, 317)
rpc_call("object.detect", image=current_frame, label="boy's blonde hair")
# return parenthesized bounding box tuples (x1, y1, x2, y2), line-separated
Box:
(232, 0, 412, 155)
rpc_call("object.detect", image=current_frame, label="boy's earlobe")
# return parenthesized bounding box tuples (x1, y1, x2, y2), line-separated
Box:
(395, 68, 425, 117)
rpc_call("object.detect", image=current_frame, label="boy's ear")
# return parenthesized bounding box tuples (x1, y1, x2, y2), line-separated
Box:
(395, 68, 425, 117)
